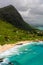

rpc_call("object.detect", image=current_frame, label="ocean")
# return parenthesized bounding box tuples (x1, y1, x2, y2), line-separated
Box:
(0, 42, 43, 65)
(36, 26, 43, 30)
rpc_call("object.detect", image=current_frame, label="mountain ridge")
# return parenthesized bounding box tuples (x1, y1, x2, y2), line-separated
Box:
(0, 5, 36, 33)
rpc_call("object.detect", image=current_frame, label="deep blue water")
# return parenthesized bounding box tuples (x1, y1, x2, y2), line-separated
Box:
(0, 42, 43, 65)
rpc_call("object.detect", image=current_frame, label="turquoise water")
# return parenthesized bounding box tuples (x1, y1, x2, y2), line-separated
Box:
(36, 27, 43, 30)
(0, 42, 43, 65)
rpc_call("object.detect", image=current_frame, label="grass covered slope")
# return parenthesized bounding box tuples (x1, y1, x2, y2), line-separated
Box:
(0, 20, 43, 45)
(0, 20, 35, 45)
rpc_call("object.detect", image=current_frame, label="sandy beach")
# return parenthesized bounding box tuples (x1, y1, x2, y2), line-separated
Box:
(0, 40, 43, 59)
(0, 41, 32, 53)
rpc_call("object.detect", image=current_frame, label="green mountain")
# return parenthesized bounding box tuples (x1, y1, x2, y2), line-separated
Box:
(0, 5, 39, 45)
(0, 5, 36, 33)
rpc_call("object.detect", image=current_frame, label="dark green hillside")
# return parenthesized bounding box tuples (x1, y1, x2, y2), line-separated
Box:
(0, 5, 36, 33)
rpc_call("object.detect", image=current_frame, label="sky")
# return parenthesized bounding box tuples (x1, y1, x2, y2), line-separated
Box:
(0, 0, 43, 25)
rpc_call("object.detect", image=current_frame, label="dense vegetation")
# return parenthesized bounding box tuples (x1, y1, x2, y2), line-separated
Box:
(0, 20, 43, 45)
(0, 5, 43, 45)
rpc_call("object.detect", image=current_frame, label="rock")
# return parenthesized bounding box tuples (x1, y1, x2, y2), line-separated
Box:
(8, 62, 14, 65)
(16, 43, 23, 45)
(0, 58, 3, 62)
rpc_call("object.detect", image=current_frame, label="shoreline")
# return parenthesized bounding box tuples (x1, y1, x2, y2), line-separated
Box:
(0, 40, 43, 54)
(0, 41, 32, 54)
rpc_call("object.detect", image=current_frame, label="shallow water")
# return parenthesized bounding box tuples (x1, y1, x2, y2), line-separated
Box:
(0, 42, 43, 65)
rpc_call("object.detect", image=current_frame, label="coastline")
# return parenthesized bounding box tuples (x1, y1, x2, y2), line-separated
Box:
(0, 41, 32, 54)
(0, 41, 43, 64)
(0, 40, 43, 57)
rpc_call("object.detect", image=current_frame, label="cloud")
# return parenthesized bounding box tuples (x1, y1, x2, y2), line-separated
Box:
(0, 0, 43, 24)
(0, 0, 11, 7)
(30, 4, 43, 15)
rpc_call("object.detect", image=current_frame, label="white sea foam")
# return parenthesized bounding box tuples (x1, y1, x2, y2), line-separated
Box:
(3, 58, 10, 64)
(39, 41, 43, 44)
(0, 43, 30, 58)
(0, 41, 37, 58)
(0, 45, 20, 58)
(25, 49, 28, 51)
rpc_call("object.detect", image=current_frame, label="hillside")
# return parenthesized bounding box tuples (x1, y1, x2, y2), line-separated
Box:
(0, 20, 36, 45)
(0, 5, 36, 33)
(0, 5, 43, 45)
